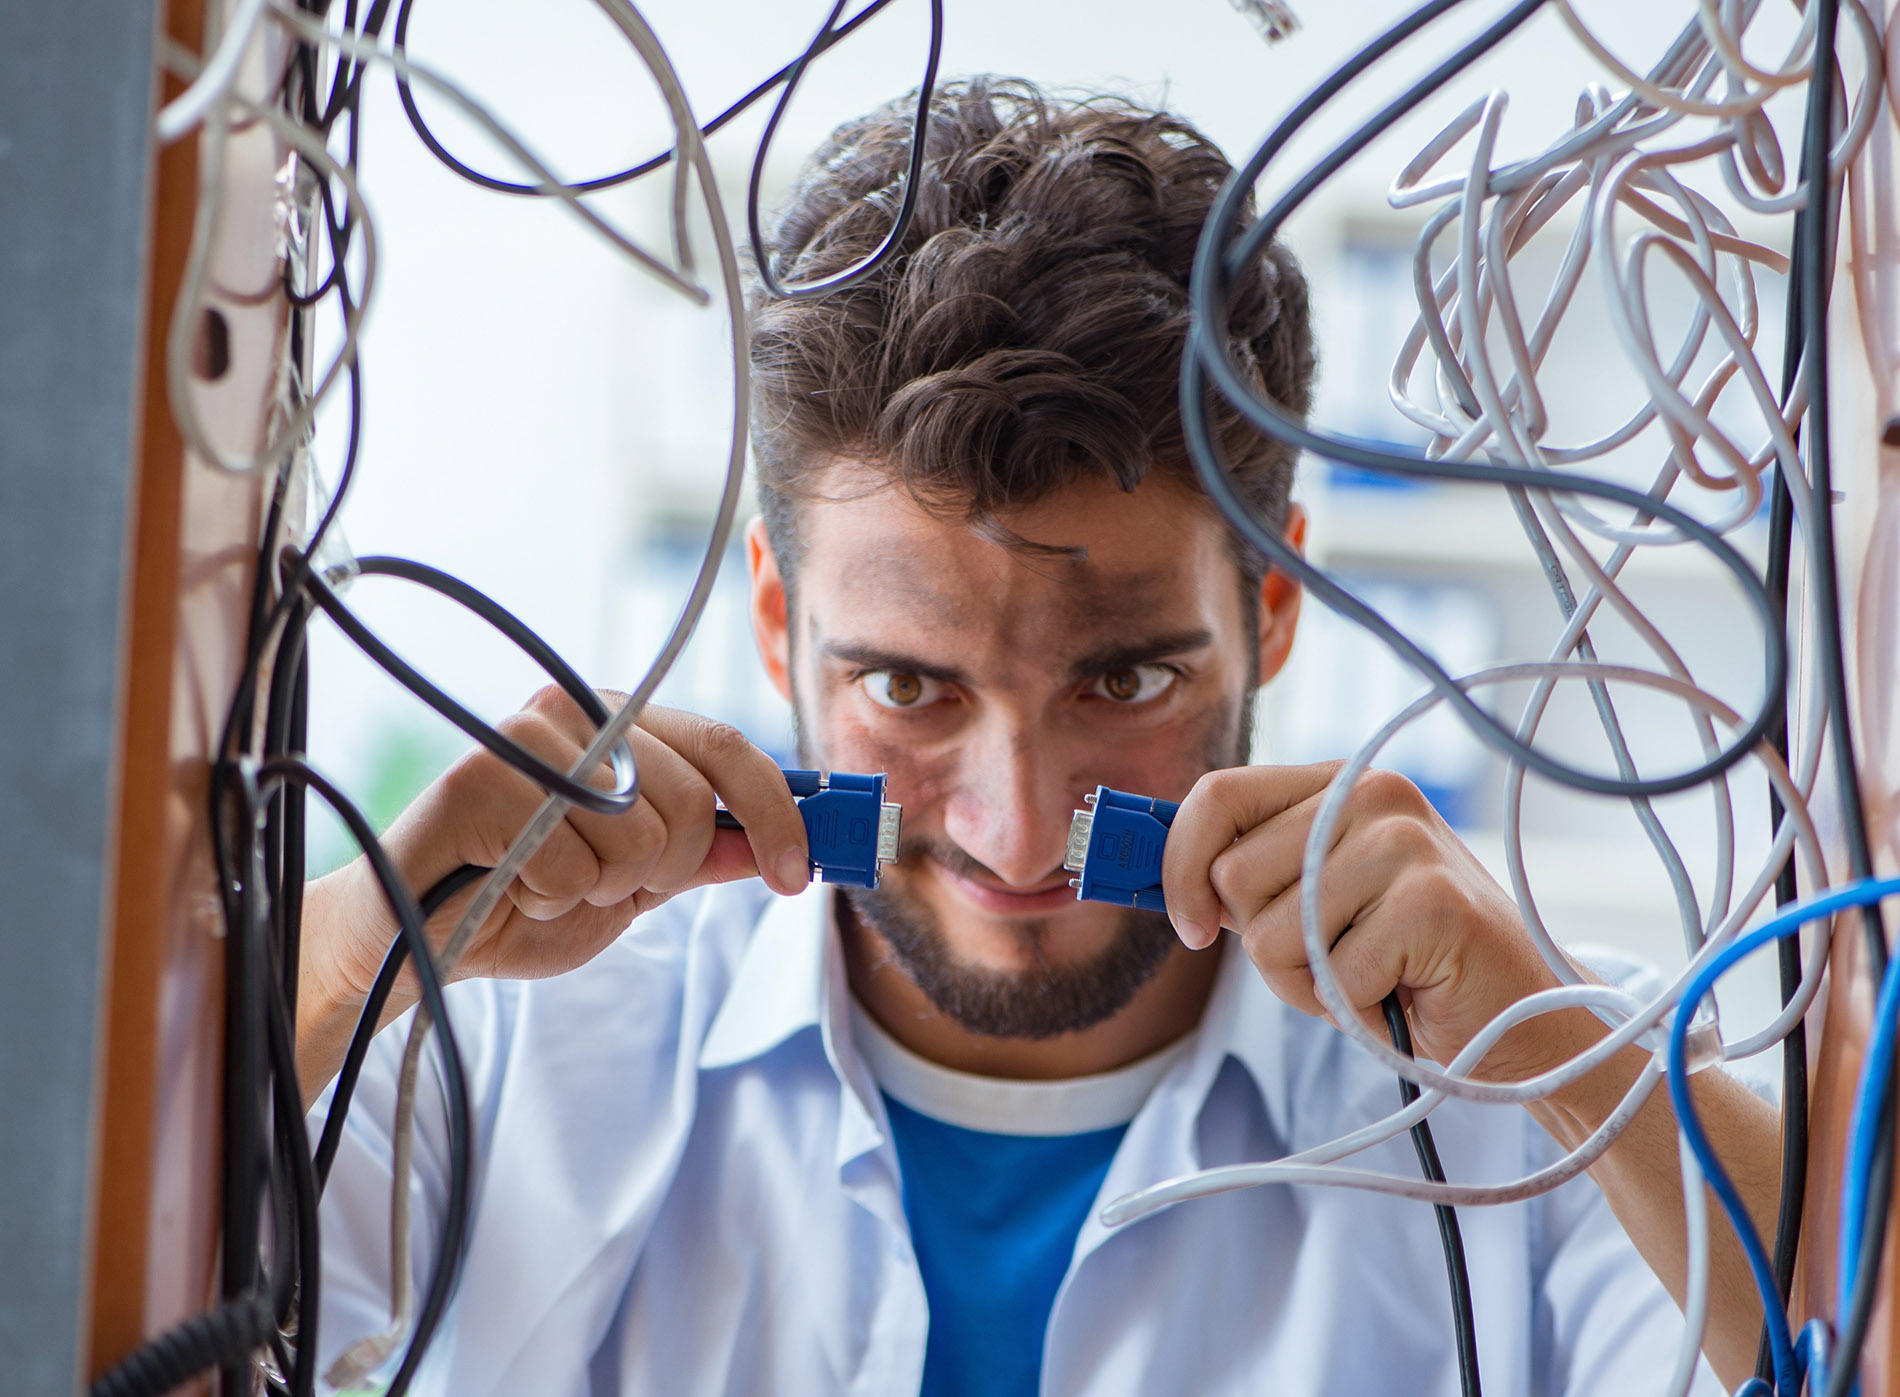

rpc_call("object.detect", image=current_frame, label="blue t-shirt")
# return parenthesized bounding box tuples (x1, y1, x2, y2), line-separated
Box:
(882, 1092, 1128, 1397)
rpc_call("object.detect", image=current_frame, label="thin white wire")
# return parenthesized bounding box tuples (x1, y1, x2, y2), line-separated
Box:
(1556, 0, 1814, 118)
(1665, 1135, 1714, 1397)
(159, 41, 375, 482)
(1298, 662, 1825, 1103)
(1102, 663, 1825, 1225)
(320, 1, 756, 1383)
(1103, 1060, 1664, 1221)
(156, 0, 270, 145)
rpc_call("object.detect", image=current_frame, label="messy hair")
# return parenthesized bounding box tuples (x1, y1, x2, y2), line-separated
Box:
(747, 75, 1315, 587)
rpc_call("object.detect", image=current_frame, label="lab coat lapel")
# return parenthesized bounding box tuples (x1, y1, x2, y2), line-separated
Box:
(440, 884, 775, 1397)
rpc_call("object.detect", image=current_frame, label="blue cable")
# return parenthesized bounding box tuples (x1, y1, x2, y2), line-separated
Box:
(1797, 1318, 1831, 1396)
(1670, 875, 1900, 1396)
(1833, 883, 1900, 1387)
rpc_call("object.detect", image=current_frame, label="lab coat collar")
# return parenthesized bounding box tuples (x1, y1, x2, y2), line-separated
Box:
(1203, 934, 1295, 1144)
(698, 885, 1292, 1156)
(1067, 937, 1293, 1268)
(697, 883, 897, 1194)
(698, 881, 832, 1071)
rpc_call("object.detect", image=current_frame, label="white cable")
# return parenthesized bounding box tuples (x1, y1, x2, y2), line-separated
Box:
(159, 41, 375, 483)
(1102, 1060, 1664, 1222)
(324, 2, 757, 1383)
(1297, 662, 1825, 1104)
(1665, 1134, 1714, 1397)
(156, 0, 270, 145)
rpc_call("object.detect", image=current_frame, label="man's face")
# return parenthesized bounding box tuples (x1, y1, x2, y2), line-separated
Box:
(748, 464, 1302, 1040)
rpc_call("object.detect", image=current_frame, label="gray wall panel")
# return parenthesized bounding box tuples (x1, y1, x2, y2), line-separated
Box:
(0, 4, 162, 1393)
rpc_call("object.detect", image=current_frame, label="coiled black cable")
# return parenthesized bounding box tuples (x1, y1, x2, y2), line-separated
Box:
(259, 758, 475, 1397)
(299, 561, 639, 816)
(89, 1295, 277, 1397)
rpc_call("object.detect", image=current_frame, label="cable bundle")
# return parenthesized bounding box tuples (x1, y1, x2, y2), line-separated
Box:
(1103, 3, 1900, 1396)
(97, 2, 937, 1394)
(96, 2, 1900, 1396)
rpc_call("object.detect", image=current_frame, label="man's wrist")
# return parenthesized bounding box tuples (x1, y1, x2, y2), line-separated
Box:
(295, 862, 416, 1105)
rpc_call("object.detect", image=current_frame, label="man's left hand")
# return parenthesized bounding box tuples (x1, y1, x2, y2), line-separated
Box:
(1160, 760, 1567, 1077)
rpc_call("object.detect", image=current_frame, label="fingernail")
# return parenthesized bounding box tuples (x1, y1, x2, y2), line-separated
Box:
(777, 850, 810, 892)
(1171, 914, 1208, 949)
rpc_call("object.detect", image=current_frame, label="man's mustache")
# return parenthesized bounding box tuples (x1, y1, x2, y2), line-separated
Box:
(894, 834, 1063, 889)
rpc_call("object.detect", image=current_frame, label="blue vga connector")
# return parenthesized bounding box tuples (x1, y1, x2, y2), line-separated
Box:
(1063, 786, 1177, 912)
(718, 768, 902, 889)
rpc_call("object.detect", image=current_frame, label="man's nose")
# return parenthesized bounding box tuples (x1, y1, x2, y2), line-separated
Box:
(940, 718, 1076, 888)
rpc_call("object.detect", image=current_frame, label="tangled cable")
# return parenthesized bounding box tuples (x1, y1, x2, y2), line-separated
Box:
(1104, 2, 1898, 1395)
(100, 1, 1900, 1396)
(97, 2, 939, 1395)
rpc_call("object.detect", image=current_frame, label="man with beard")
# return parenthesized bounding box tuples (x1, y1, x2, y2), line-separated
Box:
(300, 79, 1771, 1396)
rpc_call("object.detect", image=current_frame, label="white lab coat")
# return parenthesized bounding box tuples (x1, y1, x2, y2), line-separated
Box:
(313, 880, 1719, 1396)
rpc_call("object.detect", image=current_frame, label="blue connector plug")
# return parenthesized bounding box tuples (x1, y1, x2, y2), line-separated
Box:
(718, 768, 902, 889)
(1063, 786, 1178, 912)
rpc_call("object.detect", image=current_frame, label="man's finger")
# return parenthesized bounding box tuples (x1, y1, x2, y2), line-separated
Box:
(1161, 761, 1344, 948)
(640, 706, 809, 896)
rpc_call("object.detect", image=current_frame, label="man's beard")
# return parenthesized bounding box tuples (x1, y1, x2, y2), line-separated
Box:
(842, 873, 1182, 1040)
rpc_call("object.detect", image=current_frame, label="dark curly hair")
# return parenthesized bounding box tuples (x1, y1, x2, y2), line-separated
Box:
(747, 76, 1315, 586)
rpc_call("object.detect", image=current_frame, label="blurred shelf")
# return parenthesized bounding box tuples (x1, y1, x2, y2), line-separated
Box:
(1310, 479, 1770, 578)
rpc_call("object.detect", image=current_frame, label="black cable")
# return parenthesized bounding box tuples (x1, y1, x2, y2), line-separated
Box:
(1752, 188, 1811, 1390)
(1794, 0, 1884, 973)
(87, 1294, 277, 1397)
(315, 861, 489, 1192)
(298, 562, 639, 816)
(258, 758, 474, 1397)
(265, 596, 314, 1018)
(265, 942, 323, 1397)
(1181, 0, 1786, 803)
(746, 0, 944, 300)
(1802, 0, 1898, 1386)
(215, 767, 272, 1393)
(1384, 994, 1482, 1397)
(387, 0, 900, 197)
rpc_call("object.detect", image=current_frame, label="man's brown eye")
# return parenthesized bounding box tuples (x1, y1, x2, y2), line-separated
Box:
(862, 669, 945, 710)
(1090, 664, 1175, 704)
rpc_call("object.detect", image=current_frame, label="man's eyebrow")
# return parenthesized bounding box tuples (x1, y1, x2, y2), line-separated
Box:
(819, 641, 971, 687)
(1065, 628, 1218, 682)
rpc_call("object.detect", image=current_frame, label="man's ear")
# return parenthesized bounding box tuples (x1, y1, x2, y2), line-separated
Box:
(1256, 503, 1306, 686)
(747, 517, 795, 703)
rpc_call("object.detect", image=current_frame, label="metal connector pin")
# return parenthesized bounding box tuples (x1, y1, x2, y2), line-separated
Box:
(1064, 809, 1094, 873)
(877, 802, 902, 867)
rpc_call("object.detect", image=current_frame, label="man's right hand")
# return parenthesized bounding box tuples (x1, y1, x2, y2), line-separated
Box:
(297, 688, 809, 1101)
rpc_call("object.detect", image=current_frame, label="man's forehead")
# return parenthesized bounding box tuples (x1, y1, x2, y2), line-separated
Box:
(840, 542, 1189, 627)
(794, 470, 1234, 657)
